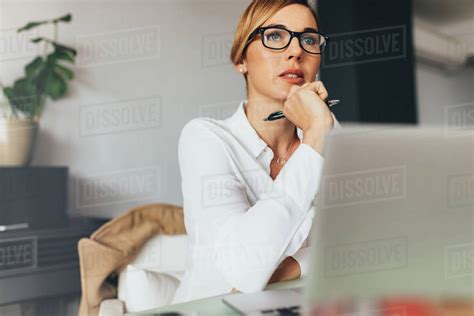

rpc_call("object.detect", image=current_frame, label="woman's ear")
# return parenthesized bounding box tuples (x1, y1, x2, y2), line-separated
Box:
(234, 61, 247, 75)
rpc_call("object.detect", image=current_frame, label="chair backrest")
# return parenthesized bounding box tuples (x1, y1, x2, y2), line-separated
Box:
(117, 234, 189, 312)
(77, 203, 185, 316)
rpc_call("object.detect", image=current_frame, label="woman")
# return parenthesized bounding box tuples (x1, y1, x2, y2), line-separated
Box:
(172, 0, 339, 304)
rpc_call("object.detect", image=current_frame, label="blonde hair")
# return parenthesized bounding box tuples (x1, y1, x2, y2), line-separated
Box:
(230, 0, 319, 68)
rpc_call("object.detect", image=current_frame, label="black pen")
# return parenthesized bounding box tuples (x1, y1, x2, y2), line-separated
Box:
(263, 100, 340, 121)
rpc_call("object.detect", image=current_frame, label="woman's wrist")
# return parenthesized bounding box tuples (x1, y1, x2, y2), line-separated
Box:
(287, 256, 301, 279)
(230, 257, 302, 293)
(268, 256, 301, 285)
(302, 126, 329, 156)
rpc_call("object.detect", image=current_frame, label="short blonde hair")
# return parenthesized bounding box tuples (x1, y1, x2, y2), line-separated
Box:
(230, 0, 319, 67)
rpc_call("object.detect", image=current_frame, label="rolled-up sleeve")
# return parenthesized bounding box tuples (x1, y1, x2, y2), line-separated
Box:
(290, 114, 339, 279)
(291, 246, 311, 277)
(178, 119, 325, 293)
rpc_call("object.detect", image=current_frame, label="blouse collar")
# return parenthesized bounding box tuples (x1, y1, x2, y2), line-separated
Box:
(226, 100, 303, 158)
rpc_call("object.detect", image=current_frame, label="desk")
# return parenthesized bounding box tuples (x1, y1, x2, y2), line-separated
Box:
(129, 277, 474, 316)
(0, 217, 103, 314)
(131, 278, 306, 316)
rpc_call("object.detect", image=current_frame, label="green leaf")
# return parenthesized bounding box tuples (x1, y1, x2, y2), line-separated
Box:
(3, 88, 16, 116)
(47, 51, 75, 64)
(3, 87, 15, 103)
(5, 84, 37, 117)
(36, 67, 53, 92)
(30, 37, 54, 44)
(17, 21, 48, 33)
(54, 64, 74, 80)
(3, 87, 32, 117)
(17, 14, 72, 33)
(36, 94, 47, 118)
(44, 72, 67, 100)
(53, 42, 77, 56)
(25, 57, 45, 77)
(53, 14, 72, 23)
(2, 87, 16, 116)
(31, 37, 45, 43)
(13, 78, 36, 95)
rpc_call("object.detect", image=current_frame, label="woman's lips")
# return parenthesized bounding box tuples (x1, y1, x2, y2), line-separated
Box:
(279, 75, 305, 84)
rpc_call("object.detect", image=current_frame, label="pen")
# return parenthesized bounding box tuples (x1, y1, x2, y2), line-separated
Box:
(263, 99, 340, 121)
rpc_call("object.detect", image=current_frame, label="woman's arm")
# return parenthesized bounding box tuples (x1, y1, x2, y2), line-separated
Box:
(231, 256, 300, 293)
(291, 245, 311, 277)
(179, 120, 325, 293)
(267, 256, 301, 284)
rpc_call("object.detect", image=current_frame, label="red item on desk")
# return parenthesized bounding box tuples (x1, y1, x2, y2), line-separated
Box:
(308, 297, 474, 316)
(379, 298, 435, 316)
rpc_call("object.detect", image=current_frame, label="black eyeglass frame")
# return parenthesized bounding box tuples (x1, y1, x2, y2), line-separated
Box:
(244, 26, 330, 55)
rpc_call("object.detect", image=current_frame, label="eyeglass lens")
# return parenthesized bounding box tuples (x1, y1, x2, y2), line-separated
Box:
(262, 28, 326, 53)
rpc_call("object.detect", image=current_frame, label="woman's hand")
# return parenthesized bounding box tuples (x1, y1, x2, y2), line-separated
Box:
(267, 256, 301, 285)
(282, 81, 335, 155)
(283, 81, 333, 132)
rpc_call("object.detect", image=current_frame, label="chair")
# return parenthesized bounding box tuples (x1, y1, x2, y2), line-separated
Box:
(77, 203, 186, 316)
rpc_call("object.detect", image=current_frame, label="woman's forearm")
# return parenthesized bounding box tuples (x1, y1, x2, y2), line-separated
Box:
(230, 256, 301, 293)
(267, 256, 301, 285)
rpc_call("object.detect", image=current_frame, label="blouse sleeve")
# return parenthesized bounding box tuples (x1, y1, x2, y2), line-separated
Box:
(178, 119, 325, 293)
(290, 113, 340, 279)
(291, 246, 311, 277)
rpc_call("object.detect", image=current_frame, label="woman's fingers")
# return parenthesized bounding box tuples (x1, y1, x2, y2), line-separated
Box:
(287, 82, 312, 100)
(287, 84, 302, 100)
(307, 80, 329, 102)
(288, 81, 329, 103)
(282, 80, 335, 154)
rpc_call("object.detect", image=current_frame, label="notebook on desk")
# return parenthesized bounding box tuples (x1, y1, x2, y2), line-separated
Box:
(223, 287, 304, 315)
(222, 126, 474, 316)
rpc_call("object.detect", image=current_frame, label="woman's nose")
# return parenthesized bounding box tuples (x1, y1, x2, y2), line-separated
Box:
(286, 36, 303, 60)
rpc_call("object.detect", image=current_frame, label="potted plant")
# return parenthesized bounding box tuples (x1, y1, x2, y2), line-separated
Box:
(0, 13, 77, 166)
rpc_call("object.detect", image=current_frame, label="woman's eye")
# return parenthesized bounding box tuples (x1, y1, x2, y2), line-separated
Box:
(303, 36, 317, 46)
(267, 32, 282, 41)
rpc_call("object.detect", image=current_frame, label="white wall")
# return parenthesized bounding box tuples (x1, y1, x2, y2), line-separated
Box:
(416, 61, 474, 126)
(1, 0, 249, 219)
(2, 0, 473, 220)
(413, 0, 474, 127)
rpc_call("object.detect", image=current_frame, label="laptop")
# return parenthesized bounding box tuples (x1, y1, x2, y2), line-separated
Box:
(222, 125, 474, 315)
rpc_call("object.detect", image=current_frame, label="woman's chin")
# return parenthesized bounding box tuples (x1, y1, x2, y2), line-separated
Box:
(267, 80, 306, 101)
(279, 88, 295, 101)
(273, 91, 289, 102)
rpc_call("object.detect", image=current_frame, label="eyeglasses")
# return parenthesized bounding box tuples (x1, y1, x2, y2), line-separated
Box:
(244, 26, 329, 55)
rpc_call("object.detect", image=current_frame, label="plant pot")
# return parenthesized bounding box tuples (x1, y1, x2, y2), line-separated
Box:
(0, 118, 38, 166)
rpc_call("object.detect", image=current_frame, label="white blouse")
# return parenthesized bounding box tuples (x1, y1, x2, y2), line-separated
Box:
(172, 100, 340, 304)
